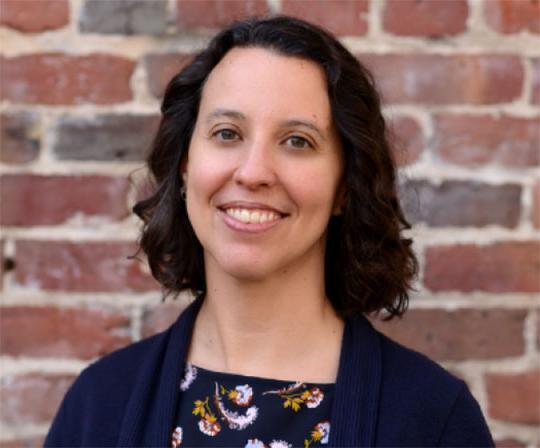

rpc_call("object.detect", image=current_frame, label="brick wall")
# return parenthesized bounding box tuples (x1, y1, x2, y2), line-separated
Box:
(0, 0, 538, 446)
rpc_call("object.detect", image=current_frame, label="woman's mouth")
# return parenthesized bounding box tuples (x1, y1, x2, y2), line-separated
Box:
(217, 206, 288, 233)
(223, 207, 282, 224)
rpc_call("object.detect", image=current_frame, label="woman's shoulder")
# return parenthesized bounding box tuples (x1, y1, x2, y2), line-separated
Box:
(376, 327, 459, 388)
(45, 329, 174, 447)
(79, 329, 169, 385)
(371, 324, 493, 445)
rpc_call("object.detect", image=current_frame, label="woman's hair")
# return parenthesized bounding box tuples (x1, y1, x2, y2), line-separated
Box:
(133, 15, 418, 319)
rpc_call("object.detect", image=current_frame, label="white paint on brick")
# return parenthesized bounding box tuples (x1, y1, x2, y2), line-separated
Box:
(0, 423, 50, 442)
(0, 356, 88, 376)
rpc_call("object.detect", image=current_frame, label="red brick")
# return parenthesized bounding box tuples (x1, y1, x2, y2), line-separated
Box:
(52, 114, 160, 161)
(486, 369, 540, 424)
(495, 439, 526, 448)
(0, 373, 75, 424)
(281, 0, 368, 36)
(537, 311, 540, 350)
(0, 436, 45, 448)
(0, 239, 4, 291)
(0, 113, 40, 164)
(532, 58, 540, 104)
(0, 175, 130, 226)
(144, 53, 193, 98)
(142, 302, 187, 337)
(0, 53, 134, 105)
(0, 0, 69, 32)
(372, 309, 526, 361)
(383, 0, 468, 37)
(432, 114, 539, 167)
(533, 181, 540, 229)
(0, 306, 130, 359)
(79, 0, 167, 35)
(424, 242, 540, 293)
(176, 0, 268, 29)
(388, 115, 424, 166)
(360, 54, 524, 105)
(401, 180, 521, 228)
(484, 0, 540, 34)
(14, 241, 159, 292)
(0, 240, 3, 290)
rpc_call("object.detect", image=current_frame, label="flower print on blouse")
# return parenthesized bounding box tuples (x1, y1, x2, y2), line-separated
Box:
(304, 421, 330, 447)
(263, 382, 324, 412)
(180, 363, 197, 391)
(171, 427, 182, 448)
(245, 439, 293, 448)
(174, 363, 334, 447)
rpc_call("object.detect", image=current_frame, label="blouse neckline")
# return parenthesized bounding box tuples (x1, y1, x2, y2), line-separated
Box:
(188, 362, 337, 388)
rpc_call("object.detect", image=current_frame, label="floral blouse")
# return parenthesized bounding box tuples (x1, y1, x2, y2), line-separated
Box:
(171, 362, 334, 448)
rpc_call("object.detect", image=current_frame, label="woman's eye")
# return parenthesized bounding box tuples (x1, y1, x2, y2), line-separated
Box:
(286, 136, 312, 149)
(214, 129, 239, 141)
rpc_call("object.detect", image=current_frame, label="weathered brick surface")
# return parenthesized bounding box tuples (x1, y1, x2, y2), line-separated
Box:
(424, 242, 540, 293)
(1, 175, 130, 226)
(360, 54, 523, 105)
(484, 0, 540, 34)
(388, 115, 424, 166)
(532, 58, 540, 104)
(537, 312, 540, 350)
(142, 302, 186, 337)
(0, 306, 130, 359)
(0, 54, 135, 105)
(533, 180, 540, 229)
(176, 0, 268, 29)
(0, 1, 538, 443)
(14, 241, 159, 292)
(0, 113, 40, 164)
(52, 114, 160, 161)
(494, 439, 526, 448)
(0, 373, 75, 424)
(0, 436, 45, 448)
(0, 0, 69, 33)
(432, 114, 540, 167)
(373, 309, 526, 361)
(400, 180, 521, 228)
(0, 239, 4, 291)
(281, 0, 368, 36)
(79, 0, 167, 35)
(486, 369, 540, 424)
(383, 0, 468, 37)
(144, 53, 193, 98)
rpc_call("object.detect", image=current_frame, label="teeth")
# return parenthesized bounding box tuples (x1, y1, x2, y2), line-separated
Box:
(224, 208, 281, 224)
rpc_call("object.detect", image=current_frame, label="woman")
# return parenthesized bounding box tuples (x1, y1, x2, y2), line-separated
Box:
(45, 16, 493, 447)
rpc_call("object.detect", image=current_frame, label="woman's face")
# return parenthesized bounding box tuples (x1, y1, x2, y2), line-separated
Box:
(183, 47, 344, 282)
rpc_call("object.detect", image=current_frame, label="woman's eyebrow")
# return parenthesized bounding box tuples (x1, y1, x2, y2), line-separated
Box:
(280, 119, 327, 141)
(205, 110, 326, 141)
(205, 108, 246, 124)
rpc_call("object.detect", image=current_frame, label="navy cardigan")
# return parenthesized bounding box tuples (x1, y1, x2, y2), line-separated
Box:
(45, 297, 494, 447)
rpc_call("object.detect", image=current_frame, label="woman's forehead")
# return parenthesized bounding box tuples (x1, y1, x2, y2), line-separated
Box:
(198, 47, 333, 127)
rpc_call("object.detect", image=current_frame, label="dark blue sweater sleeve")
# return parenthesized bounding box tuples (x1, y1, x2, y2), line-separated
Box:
(44, 380, 78, 447)
(438, 383, 494, 447)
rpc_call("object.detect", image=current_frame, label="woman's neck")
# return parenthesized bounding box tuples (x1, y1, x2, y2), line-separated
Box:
(187, 264, 344, 383)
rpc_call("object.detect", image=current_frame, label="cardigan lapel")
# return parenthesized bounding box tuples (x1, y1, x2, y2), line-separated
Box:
(117, 296, 203, 447)
(328, 315, 382, 447)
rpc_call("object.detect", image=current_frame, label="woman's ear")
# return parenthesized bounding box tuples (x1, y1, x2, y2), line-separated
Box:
(180, 156, 189, 184)
(332, 181, 347, 216)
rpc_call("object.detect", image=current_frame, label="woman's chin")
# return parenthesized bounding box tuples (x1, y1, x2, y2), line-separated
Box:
(222, 264, 275, 283)
(209, 256, 280, 284)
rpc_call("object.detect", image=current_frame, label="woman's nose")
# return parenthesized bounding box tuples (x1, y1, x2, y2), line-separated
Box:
(232, 141, 277, 189)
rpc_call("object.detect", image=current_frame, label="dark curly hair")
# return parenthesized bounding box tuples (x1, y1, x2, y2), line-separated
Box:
(133, 15, 418, 319)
